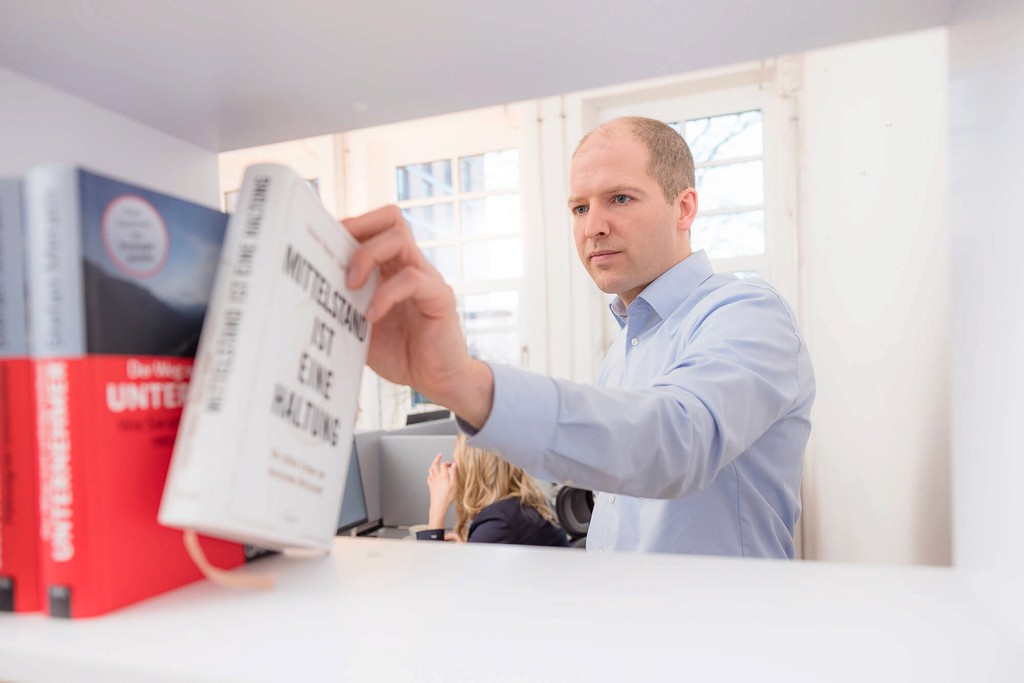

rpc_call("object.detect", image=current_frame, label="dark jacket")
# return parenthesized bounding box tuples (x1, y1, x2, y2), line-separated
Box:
(416, 497, 569, 547)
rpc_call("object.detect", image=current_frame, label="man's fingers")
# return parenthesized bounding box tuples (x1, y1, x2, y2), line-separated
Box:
(365, 264, 454, 323)
(345, 207, 447, 291)
(344, 206, 431, 288)
(342, 204, 406, 242)
(345, 218, 416, 290)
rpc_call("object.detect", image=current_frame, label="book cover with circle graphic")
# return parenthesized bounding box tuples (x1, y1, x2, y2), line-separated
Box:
(22, 165, 247, 618)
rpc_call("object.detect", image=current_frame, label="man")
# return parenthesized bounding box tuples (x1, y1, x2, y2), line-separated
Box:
(344, 116, 815, 558)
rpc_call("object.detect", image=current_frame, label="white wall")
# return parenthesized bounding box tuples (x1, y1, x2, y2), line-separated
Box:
(798, 30, 952, 565)
(0, 66, 218, 207)
(948, 0, 1024, 573)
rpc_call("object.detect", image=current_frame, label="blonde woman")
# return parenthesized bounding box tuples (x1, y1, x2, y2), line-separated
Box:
(416, 434, 569, 547)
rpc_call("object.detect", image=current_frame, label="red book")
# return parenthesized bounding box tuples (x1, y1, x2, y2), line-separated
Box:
(23, 166, 247, 618)
(1, 177, 41, 612)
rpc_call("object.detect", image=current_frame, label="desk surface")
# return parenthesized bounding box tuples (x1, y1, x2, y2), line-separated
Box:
(1, 537, 1021, 682)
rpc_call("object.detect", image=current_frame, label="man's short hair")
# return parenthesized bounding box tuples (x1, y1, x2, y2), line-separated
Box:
(575, 116, 695, 203)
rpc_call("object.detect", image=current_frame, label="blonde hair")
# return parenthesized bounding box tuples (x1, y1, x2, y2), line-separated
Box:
(574, 116, 696, 203)
(451, 433, 558, 542)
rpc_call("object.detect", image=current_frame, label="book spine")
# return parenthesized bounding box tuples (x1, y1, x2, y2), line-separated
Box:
(0, 179, 28, 357)
(160, 165, 293, 527)
(24, 167, 87, 359)
(23, 166, 86, 617)
(0, 177, 42, 613)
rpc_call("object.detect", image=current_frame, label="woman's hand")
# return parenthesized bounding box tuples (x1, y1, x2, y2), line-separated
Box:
(426, 453, 457, 529)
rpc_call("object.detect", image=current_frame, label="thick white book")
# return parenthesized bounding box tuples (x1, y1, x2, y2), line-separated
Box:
(159, 163, 377, 552)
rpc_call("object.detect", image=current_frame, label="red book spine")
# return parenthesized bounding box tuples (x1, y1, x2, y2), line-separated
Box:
(24, 165, 244, 617)
(36, 356, 246, 618)
(0, 357, 41, 612)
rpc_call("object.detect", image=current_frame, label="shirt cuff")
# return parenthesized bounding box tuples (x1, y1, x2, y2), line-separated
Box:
(415, 528, 445, 541)
(462, 363, 560, 476)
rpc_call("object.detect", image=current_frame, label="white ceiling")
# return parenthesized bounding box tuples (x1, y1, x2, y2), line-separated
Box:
(0, 1, 954, 152)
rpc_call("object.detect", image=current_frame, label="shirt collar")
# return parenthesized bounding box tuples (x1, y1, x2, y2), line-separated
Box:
(609, 250, 714, 328)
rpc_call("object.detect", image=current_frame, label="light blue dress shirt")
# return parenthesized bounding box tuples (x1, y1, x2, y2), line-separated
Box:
(468, 251, 815, 558)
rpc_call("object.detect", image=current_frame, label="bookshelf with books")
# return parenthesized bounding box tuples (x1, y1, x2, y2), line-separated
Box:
(0, 177, 41, 613)
(21, 165, 247, 617)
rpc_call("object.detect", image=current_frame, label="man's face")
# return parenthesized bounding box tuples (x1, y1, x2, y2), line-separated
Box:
(568, 125, 693, 306)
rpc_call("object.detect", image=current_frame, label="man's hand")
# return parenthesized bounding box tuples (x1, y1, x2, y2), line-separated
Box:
(343, 206, 494, 428)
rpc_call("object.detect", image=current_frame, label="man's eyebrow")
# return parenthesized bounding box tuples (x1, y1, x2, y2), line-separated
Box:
(567, 185, 645, 207)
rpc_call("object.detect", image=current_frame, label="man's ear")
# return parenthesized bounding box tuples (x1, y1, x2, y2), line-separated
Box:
(676, 187, 698, 234)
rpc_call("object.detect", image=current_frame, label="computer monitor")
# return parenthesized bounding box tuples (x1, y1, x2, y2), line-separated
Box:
(336, 442, 369, 534)
(393, 416, 459, 437)
(379, 434, 457, 528)
(353, 430, 384, 523)
(405, 408, 451, 425)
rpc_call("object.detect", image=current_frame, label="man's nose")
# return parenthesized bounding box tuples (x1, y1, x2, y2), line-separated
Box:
(583, 205, 610, 239)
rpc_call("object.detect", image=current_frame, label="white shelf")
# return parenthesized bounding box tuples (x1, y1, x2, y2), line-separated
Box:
(0, 3, 953, 151)
(0, 537, 1018, 682)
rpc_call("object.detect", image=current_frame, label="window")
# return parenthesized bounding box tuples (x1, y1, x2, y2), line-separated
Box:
(338, 69, 798, 427)
(395, 149, 525, 407)
(397, 149, 523, 372)
(342, 106, 535, 423)
(588, 64, 800, 314)
(397, 150, 528, 374)
(575, 62, 802, 551)
(675, 110, 765, 273)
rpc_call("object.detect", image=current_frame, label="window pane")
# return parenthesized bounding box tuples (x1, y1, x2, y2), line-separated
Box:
(467, 331, 520, 366)
(696, 160, 763, 210)
(422, 245, 458, 281)
(463, 291, 519, 332)
(460, 149, 519, 192)
(692, 210, 765, 259)
(461, 194, 521, 238)
(683, 110, 763, 163)
(462, 238, 522, 280)
(403, 203, 455, 242)
(396, 160, 452, 201)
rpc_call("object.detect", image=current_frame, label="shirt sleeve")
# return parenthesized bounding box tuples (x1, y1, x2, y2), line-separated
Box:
(466, 285, 808, 500)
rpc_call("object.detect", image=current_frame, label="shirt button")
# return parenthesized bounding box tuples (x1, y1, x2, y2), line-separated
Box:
(630, 338, 639, 347)
(609, 495, 615, 503)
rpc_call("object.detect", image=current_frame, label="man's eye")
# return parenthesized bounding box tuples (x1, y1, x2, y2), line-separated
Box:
(613, 195, 631, 204)
(572, 205, 588, 215)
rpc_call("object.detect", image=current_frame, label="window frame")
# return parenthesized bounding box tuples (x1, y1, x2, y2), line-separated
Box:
(340, 105, 544, 427)
(563, 60, 802, 372)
